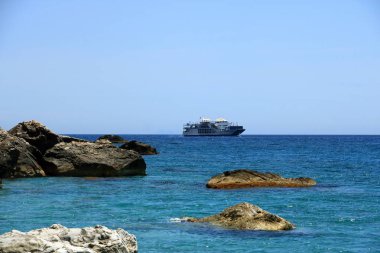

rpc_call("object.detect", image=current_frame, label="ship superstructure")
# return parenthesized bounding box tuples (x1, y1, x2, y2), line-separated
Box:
(183, 117, 245, 136)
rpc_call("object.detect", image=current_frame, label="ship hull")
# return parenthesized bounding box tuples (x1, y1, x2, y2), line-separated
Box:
(183, 129, 245, 136)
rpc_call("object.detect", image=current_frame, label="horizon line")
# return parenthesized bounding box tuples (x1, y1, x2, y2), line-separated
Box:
(63, 133, 380, 136)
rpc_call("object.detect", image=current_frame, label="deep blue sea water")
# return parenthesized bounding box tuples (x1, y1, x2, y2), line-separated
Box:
(1, 135, 380, 252)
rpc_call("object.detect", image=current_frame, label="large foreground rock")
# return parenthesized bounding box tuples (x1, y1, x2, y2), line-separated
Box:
(43, 141, 146, 176)
(0, 224, 137, 253)
(207, 169, 316, 189)
(0, 120, 148, 178)
(120, 141, 158, 155)
(0, 130, 45, 178)
(183, 202, 294, 231)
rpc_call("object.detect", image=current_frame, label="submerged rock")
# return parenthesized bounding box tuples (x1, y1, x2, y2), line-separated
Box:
(206, 169, 316, 189)
(120, 141, 158, 155)
(0, 129, 45, 178)
(0, 224, 137, 253)
(183, 202, 294, 231)
(97, 134, 127, 143)
(43, 141, 146, 176)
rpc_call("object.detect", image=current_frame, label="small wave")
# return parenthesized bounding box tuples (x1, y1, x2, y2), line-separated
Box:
(169, 217, 186, 223)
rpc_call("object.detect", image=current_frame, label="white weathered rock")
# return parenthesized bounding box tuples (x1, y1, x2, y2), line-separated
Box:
(0, 224, 137, 253)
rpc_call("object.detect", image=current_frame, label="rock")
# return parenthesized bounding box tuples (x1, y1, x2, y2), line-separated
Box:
(43, 141, 146, 176)
(60, 135, 88, 143)
(8, 121, 89, 154)
(0, 129, 45, 178)
(95, 139, 113, 145)
(183, 202, 294, 231)
(97, 135, 127, 143)
(3, 120, 148, 178)
(8, 120, 63, 154)
(0, 224, 137, 253)
(120, 141, 158, 155)
(206, 169, 316, 189)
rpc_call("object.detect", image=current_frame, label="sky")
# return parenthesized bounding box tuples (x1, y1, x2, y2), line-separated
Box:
(0, 0, 379, 134)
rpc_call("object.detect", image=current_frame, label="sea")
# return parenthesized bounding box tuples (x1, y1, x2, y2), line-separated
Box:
(1, 135, 380, 252)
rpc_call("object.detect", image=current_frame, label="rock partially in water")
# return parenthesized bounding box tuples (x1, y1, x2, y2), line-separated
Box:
(2, 120, 148, 178)
(43, 141, 146, 176)
(0, 129, 45, 178)
(183, 202, 295, 231)
(206, 169, 316, 189)
(120, 141, 158, 155)
(97, 134, 127, 143)
(0, 224, 137, 253)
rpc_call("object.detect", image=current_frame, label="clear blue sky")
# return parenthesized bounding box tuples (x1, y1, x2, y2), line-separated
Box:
(0, 0, 379, 134)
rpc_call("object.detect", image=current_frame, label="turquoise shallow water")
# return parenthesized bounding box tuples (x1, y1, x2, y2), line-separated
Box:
(1, 135, 380, 252)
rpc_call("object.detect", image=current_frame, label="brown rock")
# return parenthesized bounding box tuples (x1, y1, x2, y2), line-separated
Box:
(60, 135, 88, 143)
(3, 120, 148, 178)
(120, 140, 158, 155)
(97, 134, 127, 143)
(43, 141, 146, 176)
(8, 121, 88, 155)
(8, 120, 63, 154)
(0, 129, 45, 178)
(206, 169, 316, 189)
(183, 202, 294, 231)
(95, 139, 113, 144)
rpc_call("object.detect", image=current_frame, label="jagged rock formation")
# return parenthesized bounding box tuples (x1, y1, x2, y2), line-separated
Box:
(182, 202, 294, 231)
(8, 120, 64, 154)
(0, 120, 147, 178)
(206, 169, 316, 189)
(0, 224, 137, 253)
(96, 135, 158, 155)
(0, 129, 45, 178)
(120, 141, 158, 155)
